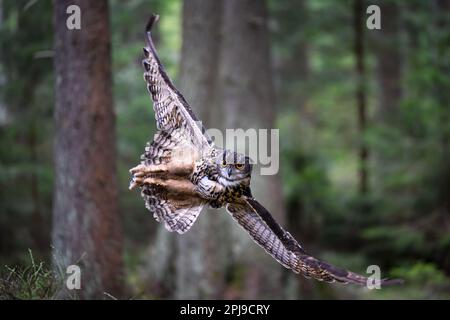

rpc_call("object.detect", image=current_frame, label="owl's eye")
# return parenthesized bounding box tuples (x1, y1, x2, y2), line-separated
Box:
(235, 163, 244, 170)
(221, 160, 227, 167)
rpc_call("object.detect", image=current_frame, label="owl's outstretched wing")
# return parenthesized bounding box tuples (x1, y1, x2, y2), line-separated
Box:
(227, 198, 403, 286)
(143, 14, 212, 152)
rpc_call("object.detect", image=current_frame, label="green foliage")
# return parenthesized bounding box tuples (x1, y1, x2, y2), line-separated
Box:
(362, 226, 427, 257)
(391, 262, 446, 285)
(0, 250, 61, 300)
(0, 0, 54, 265)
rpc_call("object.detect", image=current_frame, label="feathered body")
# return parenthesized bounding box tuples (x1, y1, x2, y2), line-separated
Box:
(129, 15, 402, 287)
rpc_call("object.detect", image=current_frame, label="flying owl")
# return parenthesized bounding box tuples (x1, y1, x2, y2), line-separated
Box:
(129, 15, 401, 287)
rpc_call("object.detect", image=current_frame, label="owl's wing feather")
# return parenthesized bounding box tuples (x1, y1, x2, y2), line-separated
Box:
(142, 184, 205, 234)
(141, 127, 195, 166)
(227, 198, 403, 286)
(143, 14, 212, 151)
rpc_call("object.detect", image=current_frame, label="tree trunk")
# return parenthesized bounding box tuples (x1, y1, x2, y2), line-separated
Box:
(353, 0, 369, 196)
(175, 0, 227, 299)
(375, 1, 402, 122)
(371, 1, 403, 210)
(218, 0, 286, 299)
(434, 0, 450, 220)
(52, 0, 123, 299)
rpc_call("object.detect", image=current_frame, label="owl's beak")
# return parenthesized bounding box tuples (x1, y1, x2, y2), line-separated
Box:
(227, 167, 232, 177)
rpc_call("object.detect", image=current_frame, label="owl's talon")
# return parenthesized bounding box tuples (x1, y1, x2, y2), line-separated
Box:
(143, 177, 162, 186)
(129, 180, 139, 190)
(133, 171, 146, 178)
(130, 164, 146, 174)
(133, 177, 143, 184)
(130, 163, 168, 175)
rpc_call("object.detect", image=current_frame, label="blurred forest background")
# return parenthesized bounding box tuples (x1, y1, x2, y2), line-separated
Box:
(0, 0, 449, 299)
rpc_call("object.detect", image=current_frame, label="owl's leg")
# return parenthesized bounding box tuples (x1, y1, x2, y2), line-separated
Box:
(129, 163, 169, 190)
(130, 163, 168, 176)
(139, 177, 197, 196)
(129, 161, 196, 190)
(130, 161, 194, 177)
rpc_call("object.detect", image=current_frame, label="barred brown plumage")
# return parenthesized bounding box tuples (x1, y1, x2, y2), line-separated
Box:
(129, 14, 403, 286)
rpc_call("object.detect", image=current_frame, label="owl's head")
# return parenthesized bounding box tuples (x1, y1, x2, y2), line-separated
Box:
(215, 150, 252, 184)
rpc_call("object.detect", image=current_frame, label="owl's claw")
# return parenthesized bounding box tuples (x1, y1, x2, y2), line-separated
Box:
(130, 163, 168, 175)
(133, 171, 146, 178)
(129, 164, 147, 175)
(129, 164, 169, 190)
(129, 176, 164, 190)
(143, 177, 163, 186)
(129, 180, 139, 190)
(129, 175, 145, 190)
